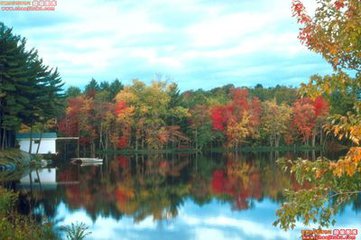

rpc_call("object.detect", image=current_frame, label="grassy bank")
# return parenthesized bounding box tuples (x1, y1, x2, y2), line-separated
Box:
(0, 187, 57, 240)
(0, 187, 92, 240)
(0, 149, 48, 181)
(98, 144, 339, 156)
(0, 149, 32, 167)
(0, 149, 45, 168)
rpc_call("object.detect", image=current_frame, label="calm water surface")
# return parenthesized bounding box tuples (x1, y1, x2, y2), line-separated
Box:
(5, 152, 361, 240)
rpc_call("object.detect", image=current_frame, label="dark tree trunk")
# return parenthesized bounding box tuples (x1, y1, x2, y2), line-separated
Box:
(275, 135, 280, 148)
(105, 131, 108, 150)
(312, 132, 316, 148)
(1, 128, 6, 150)
(269, 136, 273, 147)
(28, 126, 33, 154)
(36, 125, 44, 154)
(195, 128, 198, 151)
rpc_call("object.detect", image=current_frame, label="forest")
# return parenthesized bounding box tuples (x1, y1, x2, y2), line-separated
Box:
(58, 78, 340, 156)
(0, 19, 357, 157)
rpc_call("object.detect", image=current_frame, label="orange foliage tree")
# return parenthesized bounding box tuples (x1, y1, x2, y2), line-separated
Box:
(275, 0, 361, 230)
(210, 88, 261, 148)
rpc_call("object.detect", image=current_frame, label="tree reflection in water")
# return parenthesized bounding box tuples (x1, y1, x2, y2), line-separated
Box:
(4, 151, 360, 237)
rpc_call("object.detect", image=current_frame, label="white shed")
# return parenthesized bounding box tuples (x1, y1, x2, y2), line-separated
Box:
(16, 132, 57, 154)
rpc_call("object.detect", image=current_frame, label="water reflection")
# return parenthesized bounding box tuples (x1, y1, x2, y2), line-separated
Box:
(2, 151, 360, 239)
(19, 168, 57, 190)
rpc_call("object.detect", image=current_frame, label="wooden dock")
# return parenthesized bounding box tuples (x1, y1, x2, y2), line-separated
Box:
(71, 158, 103, 163)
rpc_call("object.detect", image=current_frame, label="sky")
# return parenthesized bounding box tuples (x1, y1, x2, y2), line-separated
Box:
(1, 0, 333, 91)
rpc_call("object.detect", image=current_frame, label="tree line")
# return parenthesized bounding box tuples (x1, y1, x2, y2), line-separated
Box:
(59, 78, 339, 156)
(0, 20, 356, 157)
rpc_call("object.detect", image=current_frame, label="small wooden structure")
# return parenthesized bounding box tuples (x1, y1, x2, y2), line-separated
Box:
(16, 132, 57, 154)
(71, 158, 103, 164)
(80, 162, 103, 167)
(16, 133, 80, 156)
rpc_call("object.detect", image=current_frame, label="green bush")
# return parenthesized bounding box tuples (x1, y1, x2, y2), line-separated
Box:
(0, 188, 58, 240)
(61, 222, 92, 240)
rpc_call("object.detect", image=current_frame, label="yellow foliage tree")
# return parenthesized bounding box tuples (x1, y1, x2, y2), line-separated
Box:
(275, 0, 361, 230)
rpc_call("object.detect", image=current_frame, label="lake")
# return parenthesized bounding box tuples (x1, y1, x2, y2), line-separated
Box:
(2, 151, 361, 240)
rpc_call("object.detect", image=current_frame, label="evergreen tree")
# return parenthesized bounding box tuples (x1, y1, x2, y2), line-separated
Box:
(65, 86, 81, 98)
(109, 78, 124, 100)
(84, 78, 99, 97)
(0, 22, 64, 149)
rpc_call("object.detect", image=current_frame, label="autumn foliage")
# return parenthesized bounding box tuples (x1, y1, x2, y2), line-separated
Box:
(58, 81, 334, 153)
(211, 159, 263, 210)
(290, 0, 360, 177)
(210, 88, 261, 148)
(275, 0, 361, 231)
(292, 0, 361, 70)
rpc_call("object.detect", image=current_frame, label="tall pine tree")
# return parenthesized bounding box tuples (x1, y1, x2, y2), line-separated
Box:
(0, 22, 64, 150)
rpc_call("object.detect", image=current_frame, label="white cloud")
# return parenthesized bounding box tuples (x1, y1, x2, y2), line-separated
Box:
(204, 216, 291, 240)
(1, 0, 330, 90)
(186, 12, 273, 48)
(194, 227, 230, 240)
